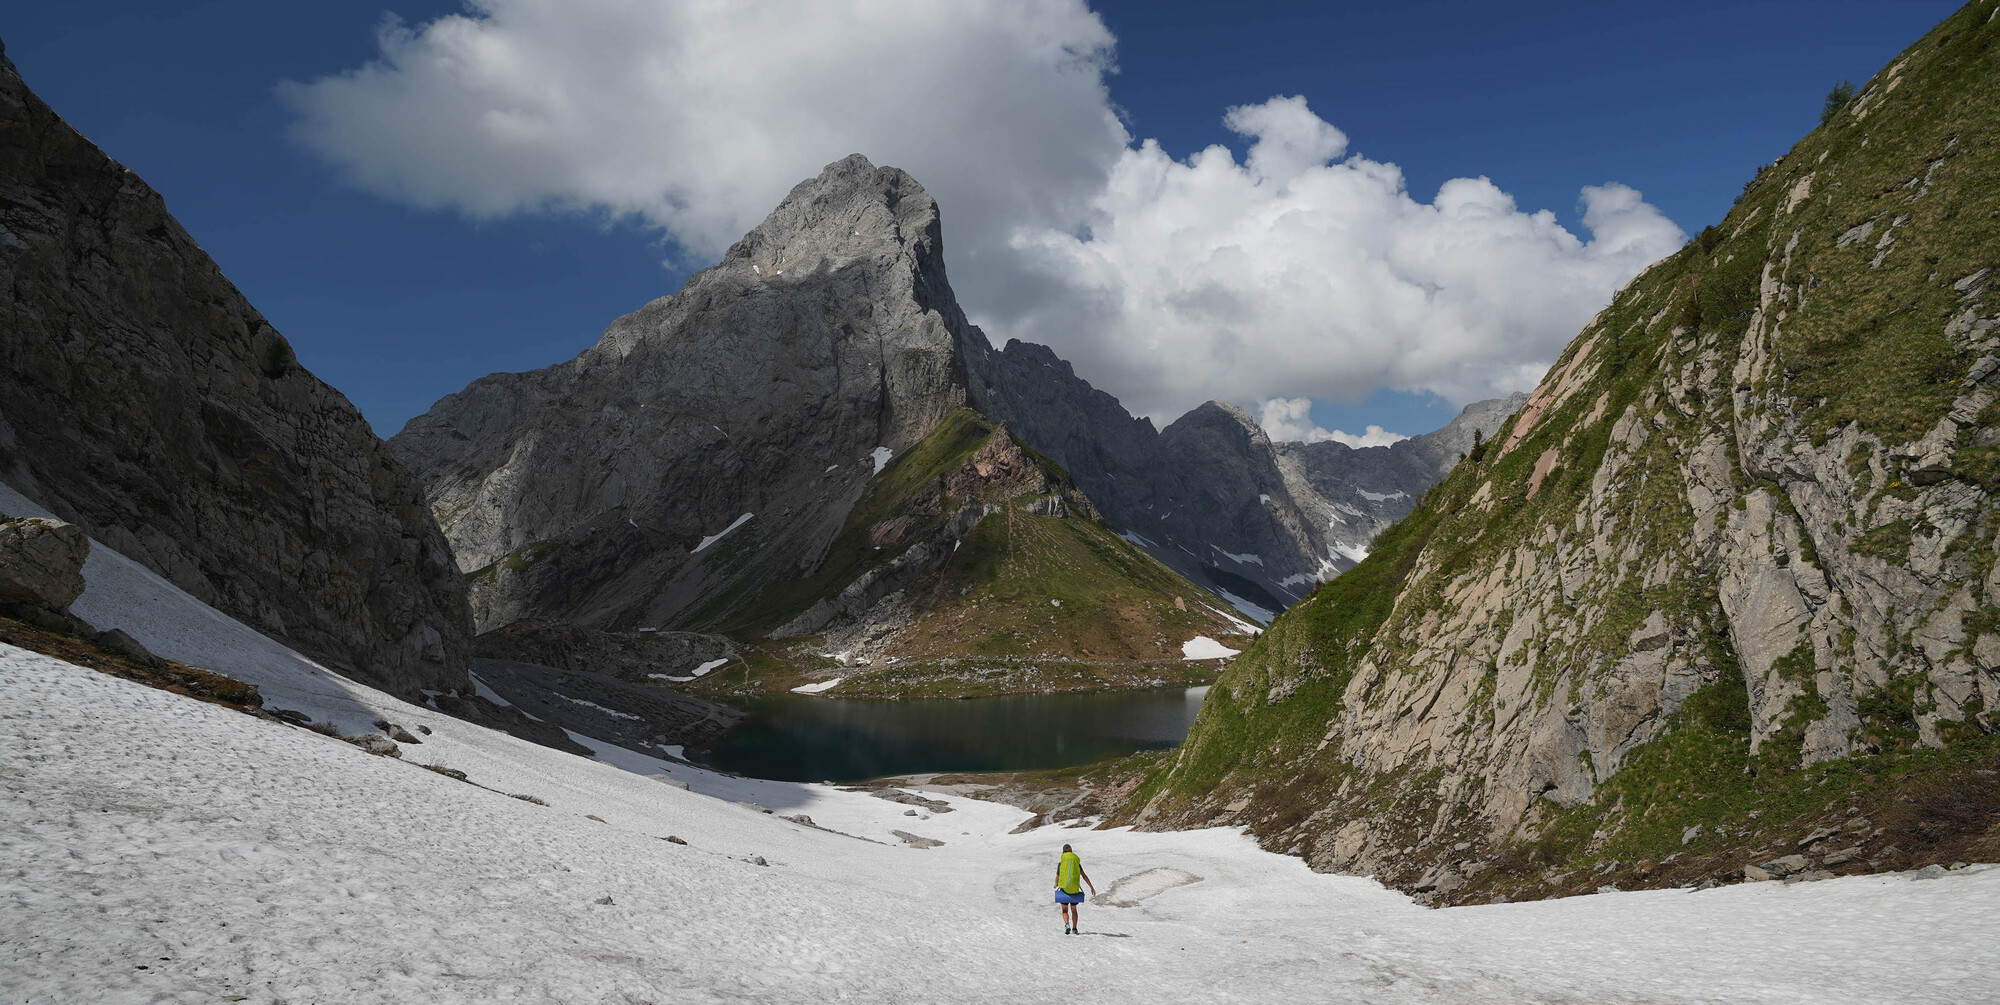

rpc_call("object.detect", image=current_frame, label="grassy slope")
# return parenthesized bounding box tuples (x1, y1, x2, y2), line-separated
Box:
(678, 408, 1253, 698)
(1124, 0, 2000, 900)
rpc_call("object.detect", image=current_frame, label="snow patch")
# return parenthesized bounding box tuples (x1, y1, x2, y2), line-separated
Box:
(558, 695, 641, 720)
(1258, 494, 1271, 505)
(870, 446, 893, 474)
(1216, 590, 1276, 625)
(1333, 542, 1370, 565)
(1355, 487, 1407, 502)
(1212, 546, 1265, 566)
(1277, 573, 1316, 589)
(693, 512, 753, 553)
(791, 678, 843, 694)
(1181, 636, 1241, 660)
(7, 504, 2000, 1002)
(468, 672, 511, 707)
(691, 658, 729, 678)
(649, 673, 696, 683)
(1202, 603, 1263, 636)
(1117, 530, 1157, 548)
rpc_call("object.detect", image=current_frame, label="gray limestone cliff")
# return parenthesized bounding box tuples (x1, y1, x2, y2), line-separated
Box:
(389, 155, 969, 632)
(0, 42, 470, 697)
(964, 329, 1523, 616)
(1131, 1, 2000, 905)
(394, 152, 1513, 639)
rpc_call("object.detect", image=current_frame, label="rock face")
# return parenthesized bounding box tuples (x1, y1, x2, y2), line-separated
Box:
(1274, 393, 1530, 570)
(1132, 4, 2000, 903)
(390, 155, 967, 633)
(0, 43, 470, 696)
(467, 656, 744, 754)
(964, 332, 1522, 617)
(730, 408, 1251, 690)
(472, 619, 739, 680)
(0, 515, 89, 632)
(392, 151, 1506, 661)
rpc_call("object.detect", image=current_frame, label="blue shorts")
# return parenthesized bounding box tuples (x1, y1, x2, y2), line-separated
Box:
(1055, 889, 1085, 904)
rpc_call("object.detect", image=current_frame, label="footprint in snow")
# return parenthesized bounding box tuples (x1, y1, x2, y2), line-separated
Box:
(1095, 867, 1203, 908)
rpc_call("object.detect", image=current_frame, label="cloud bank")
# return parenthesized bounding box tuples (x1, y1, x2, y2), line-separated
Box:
(282, 0, 1128, 262)
(285, 0, 1685, 427)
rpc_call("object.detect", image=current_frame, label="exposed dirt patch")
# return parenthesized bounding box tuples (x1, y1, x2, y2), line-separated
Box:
(0, 615, 266, 718)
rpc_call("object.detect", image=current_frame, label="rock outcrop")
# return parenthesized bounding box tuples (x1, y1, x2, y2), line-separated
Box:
(1131, 1, 2000, 903)
(0, 42, 470, 696)
(0, 515, 89, 633)
(391, 151, 1508, 681)
(964, 332, 1523, 617)
(390, 155, 968, 634)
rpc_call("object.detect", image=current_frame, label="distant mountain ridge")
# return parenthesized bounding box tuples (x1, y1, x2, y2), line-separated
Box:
(391, 154, 1518, 668)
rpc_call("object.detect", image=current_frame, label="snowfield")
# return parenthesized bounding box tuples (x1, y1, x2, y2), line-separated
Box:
(4, 495, 2000, 1002)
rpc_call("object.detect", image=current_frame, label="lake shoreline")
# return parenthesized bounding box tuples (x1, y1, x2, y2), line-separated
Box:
(694, 684, 1212, 783)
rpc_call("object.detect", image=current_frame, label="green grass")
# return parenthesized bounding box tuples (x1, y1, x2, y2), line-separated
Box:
(700, 407, 997, 635)
(678, 406, 1251, 696)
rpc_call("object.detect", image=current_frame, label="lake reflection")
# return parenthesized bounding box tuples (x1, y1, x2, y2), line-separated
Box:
(697, 686, 1211, 782)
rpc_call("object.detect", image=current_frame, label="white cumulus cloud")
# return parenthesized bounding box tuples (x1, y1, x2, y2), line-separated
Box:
(283, 4, 1685, 429)
(999, 94, 1685, 421)
(1259, 397, 1405, 448)
(281, 0, 1128, 263)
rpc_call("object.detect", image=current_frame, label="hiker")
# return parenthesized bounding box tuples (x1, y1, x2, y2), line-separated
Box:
(1053, 842, 1096, 934)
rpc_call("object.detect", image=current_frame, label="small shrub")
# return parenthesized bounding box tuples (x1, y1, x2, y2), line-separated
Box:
(1821, 79, 1856, 125)
(421, 763, 469, 782)
(1899, 764, 2000, 842)
(512, 793, 548, 806)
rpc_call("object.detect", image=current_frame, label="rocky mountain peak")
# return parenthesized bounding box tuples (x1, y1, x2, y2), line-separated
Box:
(1167, 401, 1270, 443)
(392, 154, 974, 633)
(724, 154, 944, 277)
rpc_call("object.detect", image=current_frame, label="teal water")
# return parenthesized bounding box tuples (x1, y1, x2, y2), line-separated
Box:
(696, 686, 1210, 782)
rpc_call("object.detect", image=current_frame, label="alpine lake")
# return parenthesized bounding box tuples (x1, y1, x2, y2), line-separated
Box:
(695, 685, 1210, 782)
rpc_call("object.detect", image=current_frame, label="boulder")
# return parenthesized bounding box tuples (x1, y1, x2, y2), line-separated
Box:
(342, 734, 402, 758)
(0, 517, 88, 620)
(92, 628, 163, 667)
(1756, 854, 1811, 878)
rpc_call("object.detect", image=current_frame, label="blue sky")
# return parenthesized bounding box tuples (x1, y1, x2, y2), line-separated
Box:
(3, 1, 1962, 439)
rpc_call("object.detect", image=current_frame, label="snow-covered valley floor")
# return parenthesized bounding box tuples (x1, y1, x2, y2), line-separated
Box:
(4, 487, 2000, 1003)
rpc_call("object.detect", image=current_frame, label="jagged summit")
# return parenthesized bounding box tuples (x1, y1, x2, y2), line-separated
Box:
(392, 150, 1515, 691)
(390, 154, 973, 636)
(726, 154, 943, 272)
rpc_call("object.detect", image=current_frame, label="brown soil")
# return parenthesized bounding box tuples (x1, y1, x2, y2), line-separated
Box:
(0, 614, 267, 718)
